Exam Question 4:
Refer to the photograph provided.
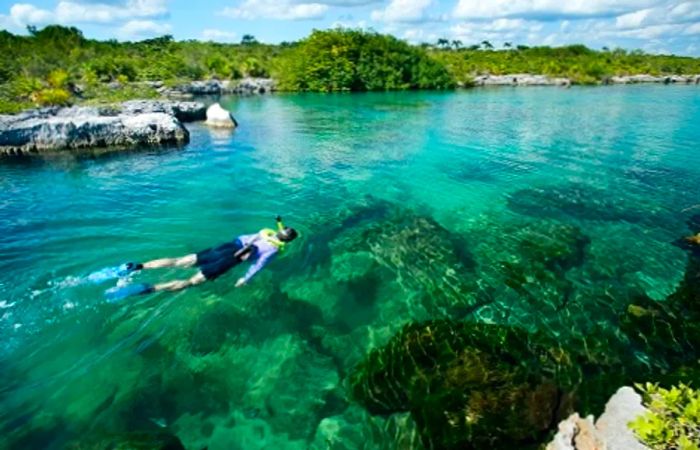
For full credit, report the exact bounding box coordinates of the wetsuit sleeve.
[242,248,277,283]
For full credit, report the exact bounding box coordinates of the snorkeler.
[100,216,298,301]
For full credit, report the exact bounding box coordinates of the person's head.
[277,227,298,243]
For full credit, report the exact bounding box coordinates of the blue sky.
[1,0,699,55]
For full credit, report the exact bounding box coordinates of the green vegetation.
[1,25,700,113]
[629,383,700,450]
[432,44,700,85]
[276,29,454,91]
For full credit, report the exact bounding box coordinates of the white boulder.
[205,103,238,128]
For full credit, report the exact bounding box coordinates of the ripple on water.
[0,87,699,449]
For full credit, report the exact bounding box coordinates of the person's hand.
[235,278,246,288]
[275,215,282,222]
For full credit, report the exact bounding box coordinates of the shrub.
[629,383,700,450]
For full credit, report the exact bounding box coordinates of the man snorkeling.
[102,216,298,301]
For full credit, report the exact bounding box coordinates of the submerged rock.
[65,430,186,450]
[205,103,238,128]
[349,320,581,449]
[506,183,652,223]
[0,100,205,155]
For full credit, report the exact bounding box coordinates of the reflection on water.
[0,86,699,449]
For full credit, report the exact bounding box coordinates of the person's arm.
[276,215,285,232]
[236,248,276,287]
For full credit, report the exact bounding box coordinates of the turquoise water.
[1,86,699,448]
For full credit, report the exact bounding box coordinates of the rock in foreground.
[546,387,649,450]
[0,100,205,155]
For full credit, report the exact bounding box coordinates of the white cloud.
[119,19,170,38]
[685,22,700,35]
[202,28,238,41]
[453,0,662,20]
[315,0,381,4]
[7,0,167,27]
[371,0,435,23]
[10,3,53,25]
[221,0,328,20]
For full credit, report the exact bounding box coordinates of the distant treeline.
[1,25,700,113]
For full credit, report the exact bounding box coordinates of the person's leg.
[152,272,207,292]
[143,254,197,269]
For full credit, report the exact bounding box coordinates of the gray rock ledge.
[473,74,572,86]
[609,74,700,84]
[0,100,205,156]
[167,77,276,97]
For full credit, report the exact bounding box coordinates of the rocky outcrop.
[609,74,700,84]
[168,77,276,97]
[205,102,238,128]
[547,387,650,450]
[349,320,583,449]
[120,99,206,122]
[471,73,700,86]
[0,100,205,155]
[473,74,571,86]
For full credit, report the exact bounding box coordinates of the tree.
[481,40,493,50]
[452,40,463,50]
[437,38,450,49]
[504,42,512,49]
[241,34,258,45]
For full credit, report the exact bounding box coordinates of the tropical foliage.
[629,383,700,450]
[432,44,700,85]
[275,29,454,91]
[1,25,699,113]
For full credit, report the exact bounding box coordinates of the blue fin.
[88,263,142,284]
[105,283,153,302]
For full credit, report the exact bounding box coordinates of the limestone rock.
[473,74,571,86]
[120,100,206,122]
[546,387,650,450]
[609,74,700,84]
[172,78,276,96]
[595,387,649,450]
[230,77,276,95]
[205,103,238,128]
[0,100,206,155]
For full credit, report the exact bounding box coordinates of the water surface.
[1,86,699,449]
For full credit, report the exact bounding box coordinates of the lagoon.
[1,85,699,449]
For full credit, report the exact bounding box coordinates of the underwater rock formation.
[349,320,582,449]
[65,430,186,450]
[348,215,700,449]
[506,184,652,223]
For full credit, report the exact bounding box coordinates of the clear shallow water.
[0,86,699,449]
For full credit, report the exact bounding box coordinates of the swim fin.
[105,283,153,302]
[88,262,142,284]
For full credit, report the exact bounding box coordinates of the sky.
[0,0,699,55]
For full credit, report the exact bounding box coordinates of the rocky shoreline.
[471,73,700,87]
[0,100,207,156]
[137,77,276,99]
